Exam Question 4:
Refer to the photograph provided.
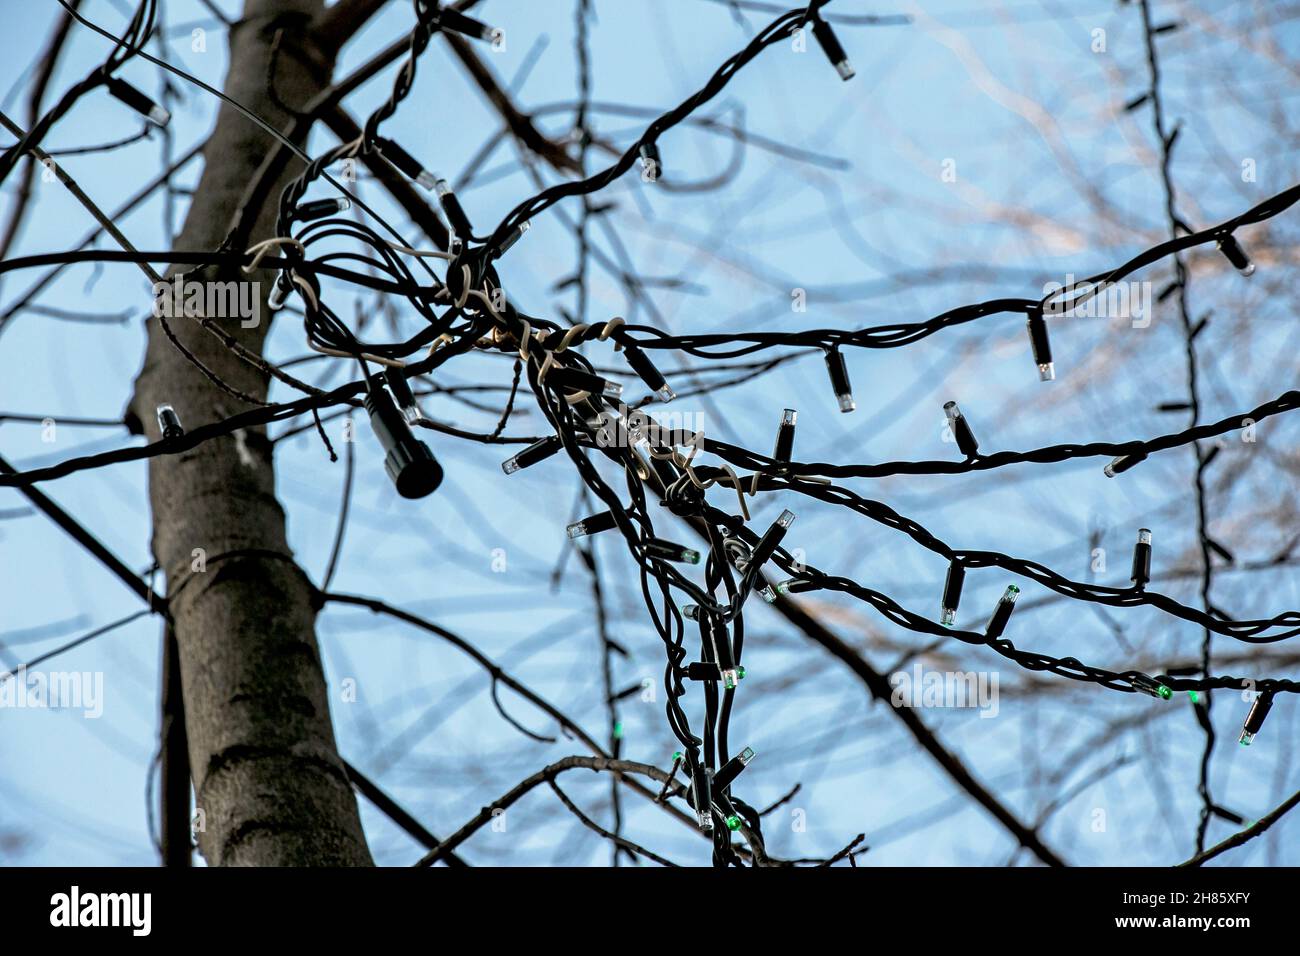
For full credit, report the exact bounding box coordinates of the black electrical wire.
[6,0,1299,868]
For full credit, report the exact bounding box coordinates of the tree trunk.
[129,0,372,866]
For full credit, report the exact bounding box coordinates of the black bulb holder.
[365,387,443,499]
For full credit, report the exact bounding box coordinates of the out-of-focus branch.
[320,103,451,249]
[160,625,191,867]
[0,142,203,337]
[766,579,1068,867]
[442,32,581,174]
[0,112,161,285]
[416,756,684,866]
[322,591,701,833]
[548,779,679,866]
[0,1,81,267]
[1177,788,1300,867]
[341,757,468,866]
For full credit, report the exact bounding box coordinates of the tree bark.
[129,0,372,866]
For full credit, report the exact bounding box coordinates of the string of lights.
[3,0,1296,865]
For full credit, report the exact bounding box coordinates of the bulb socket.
[365,388,443,499]
[1216,235,1254,277]
[773,409,797,463]
[944,401,980,458]
[624,345,674,402]
[824,347,855,413]
[1131,529,1152,588]
[155,403,184,441]
[811,17,854,80]
[985,585,1019,639]
[1027,309,1054,382]
[1240,691,1274,745]
[941,560,965,625]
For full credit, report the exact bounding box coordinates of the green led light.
[672,750,683,763]
[725,815,741,831]
[613,721,624,739]
[737,665,747,680]
[1187,690,1199,704]
[1135,679,1172,700]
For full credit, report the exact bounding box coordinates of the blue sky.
[1,0,1297,866]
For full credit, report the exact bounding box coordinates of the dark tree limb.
[160,625,192,867]
[416,756,685,866]
[0,1,82,267]
[341,758,468,867]
[1177,788,1300,867]
[548,779,679,866]
[442,31,581,174]
[323,590,702,833]
[766,582,1068,867]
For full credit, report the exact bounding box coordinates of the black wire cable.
[6,0,1299,868]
